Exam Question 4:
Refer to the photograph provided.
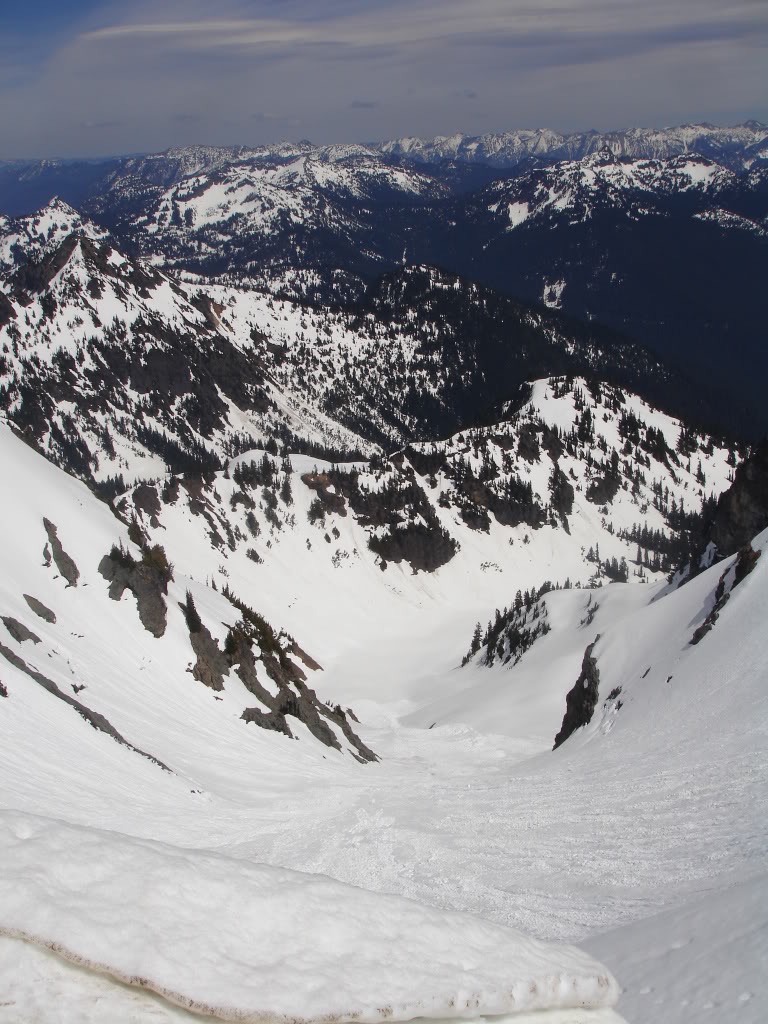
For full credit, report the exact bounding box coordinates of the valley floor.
[209,611,768,1024]
[4,571,766,1024]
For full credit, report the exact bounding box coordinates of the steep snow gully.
[0,399,766,1021]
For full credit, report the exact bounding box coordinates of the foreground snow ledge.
[0,812,622,1023]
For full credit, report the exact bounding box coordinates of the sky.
[1,0,766,159]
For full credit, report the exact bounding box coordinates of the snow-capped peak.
[0,197,108,276]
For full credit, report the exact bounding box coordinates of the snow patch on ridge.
[506,201,530,228]
[543,279,566,308]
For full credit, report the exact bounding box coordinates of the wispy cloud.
[1,0,765,158]
[76,1,766,56]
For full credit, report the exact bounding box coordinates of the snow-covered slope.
[0,364,765,1021]
[481,152,746,230]
[120,149,445,298]
[2,210,691,483]
[108,376,733,678]
[586,872,767,1024]
[0,411,643,1022]
[0,419,375,783]
[0,811,623,1023]
[1,413,765,1021]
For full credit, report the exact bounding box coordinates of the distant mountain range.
[3,121,766,216]
[0,200,679,487]
[378,121,768,169]
[1,121,767,439]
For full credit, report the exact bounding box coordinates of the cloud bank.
[1,0,765,158]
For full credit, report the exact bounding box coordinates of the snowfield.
[587,874,768,1024]
[0,390,766,1021]
[0,812,622,1023]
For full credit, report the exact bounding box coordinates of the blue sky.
[1,0,766,158]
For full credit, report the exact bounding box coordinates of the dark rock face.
[189,626,229,690]
[2,617,41,645]
[11,233,80,297]
[291,680,350,750]
[23,594,56,624]
[548,465,574,531]
[553,636,601,749]
[0,291,16,329]
[241,684,336,749]
[324,703,379,765]
[224,617,377,762]
[227,632,282,708]
[98,548,170,638]
[132,483,162,523]
[733,542,762,585]
[0,679,7,698]
[288,642,323,673]
[0,638,168,769]
[241,677,378,763]
[241,703,295,738]
[42,518,80,587]
[690,544,761,645]
[516,425,541,463]
[710,441,768,558]
[230,628,340,748]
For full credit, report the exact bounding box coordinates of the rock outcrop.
[709,441,768,558]
[180,593,229,692]
[1,617,41,645]
[23,594,56,623]
[0,639,168,769]
[553,636,601,749]
[98,544,172,638]
[690,543,761,645]
[42,518,80,587]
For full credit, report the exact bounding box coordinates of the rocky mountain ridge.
[2,201,699,489]
[111,376,736,659]
[3,120,765,219]
[378,120,768,171]
[3,128,767,437]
